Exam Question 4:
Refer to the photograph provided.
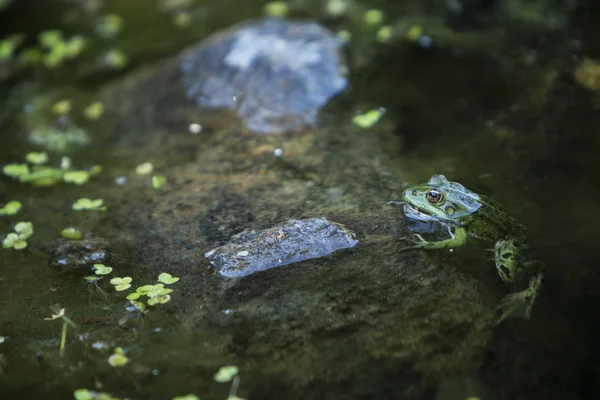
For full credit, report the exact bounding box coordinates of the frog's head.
[401,174,482,224]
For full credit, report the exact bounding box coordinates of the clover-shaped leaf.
[108,347,129,367]
[73,198,106,211]
[126,300,146,313]
[158,272,179,284]
[110,276,132,291]
[93,264,113,275]
[148,294,171,306]
[3,232,27,250]
[14,221,33,239]
[2,233,18,248]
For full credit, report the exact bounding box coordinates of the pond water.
[1,1,600,399]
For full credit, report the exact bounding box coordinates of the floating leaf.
[52,99,71,115]
[172,395,200,400]
[103,48,128,69]
[352,108,385,129]
[147,294,171,306]
[73,198,106,211]
[214,365,239,382]
[84,102,104,120]
[126,292,140,300]
[73,389,95,400]
[38,30,63,48]
[152,174,166,190]
[64,170,90,185]
[108,348,129,367]
[93,263,113,275]
[135,162,153,175]
[264,1,288,17]
[12,239,27,250]
[158,272,179,284]
[363,9,384,25]
[61,227,83,240]
[3,163,29,178]
[14,221,33,238]
[25,151,49,164]
[0,200,21,216]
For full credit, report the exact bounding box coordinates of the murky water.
[1,0,600,399]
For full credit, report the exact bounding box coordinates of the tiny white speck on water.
[273,148,283,157]
[188,123,203,134]
[115,176,127,186]
[237,250,249,257]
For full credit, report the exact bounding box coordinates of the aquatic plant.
[172,395,199,400]
[51,99,71,115]
[93,263,113,275]
[73,388,125,400]
[61,227,83,240]
[152,174,166,190]
[73,198,106,211]
[44,306,77,357]
[64,170,90,185]
[2,221,34,250]
[102,48,128,69]
[3,153,100,186]
[96,14,124,39]
[363,9,384,25]
[84,102,105,120]
[214,365,247,400]
[0,200,22,216]
[25,151,49,164]
[352,108,385,128]
[135,162,153,175]
[108,346,129,367]
[83,275,107,298]
[263,1,288,17]
[110,277,132,291]
[158,272,179,284]
[2,163,29,178]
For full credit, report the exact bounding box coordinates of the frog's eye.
[426,189,444,204]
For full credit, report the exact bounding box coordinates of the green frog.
[395,174,543,324]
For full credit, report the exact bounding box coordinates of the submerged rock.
[180,17,348,134]
[205,217,358,277]
[41,236,112,271]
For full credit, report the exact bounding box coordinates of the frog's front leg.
[493,239,543,324]
[412,226,467,249]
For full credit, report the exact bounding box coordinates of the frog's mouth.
[402,203,439,222]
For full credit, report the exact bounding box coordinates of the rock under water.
[205,217,358,277]
[180,17,348,134]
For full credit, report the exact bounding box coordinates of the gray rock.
[205,217,358,277]
[180,17,347,134]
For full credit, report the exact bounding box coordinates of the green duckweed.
[0,200,22,216]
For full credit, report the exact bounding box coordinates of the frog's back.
[466,194,527,242]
